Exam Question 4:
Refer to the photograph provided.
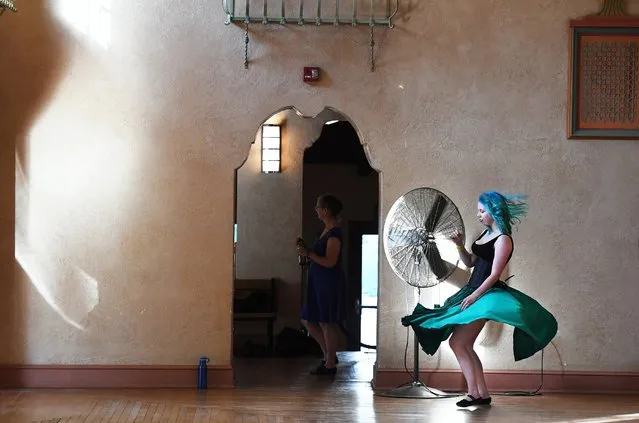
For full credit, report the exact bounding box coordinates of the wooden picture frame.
[568,19,639,139]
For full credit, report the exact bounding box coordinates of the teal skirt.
[401,282,558,361]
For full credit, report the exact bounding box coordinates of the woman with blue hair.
[401,191,557,408]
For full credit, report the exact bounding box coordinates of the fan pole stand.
[378,331,452,399]
[381,187,466,399]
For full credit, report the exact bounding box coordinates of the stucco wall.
[0,0,637,373]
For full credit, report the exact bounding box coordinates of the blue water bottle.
[197,356,209,389]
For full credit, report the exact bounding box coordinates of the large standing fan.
[379,187,465,399]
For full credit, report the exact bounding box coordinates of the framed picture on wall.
[568,19,639,139]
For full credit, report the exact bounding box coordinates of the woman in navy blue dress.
[296,194,346,375]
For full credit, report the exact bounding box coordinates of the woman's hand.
[296,244,308,257]
[451,231,464,247]
[460,294,478,311]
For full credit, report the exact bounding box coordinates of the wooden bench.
[233,278,277,354]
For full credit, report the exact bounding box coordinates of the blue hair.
[478,191,528,234]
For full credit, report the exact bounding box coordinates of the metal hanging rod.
[223,0,398,28]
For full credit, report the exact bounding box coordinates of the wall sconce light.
[261,124,281,173]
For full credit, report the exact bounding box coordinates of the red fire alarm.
[303,67,321,83]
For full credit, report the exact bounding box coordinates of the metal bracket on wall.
[223,0,398,71]
[0,0,17,17]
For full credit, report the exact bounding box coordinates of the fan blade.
[425,243,453,279]
[387,227,420,246]
[383,187,465,288]
[423,194,447,232]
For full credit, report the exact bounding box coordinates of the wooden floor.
[2,352,639,423]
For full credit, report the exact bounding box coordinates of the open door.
[345,221,379,351]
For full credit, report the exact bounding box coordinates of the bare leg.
[302,319,327,359]
[469,348,489,398]
[449,329,480,398]
[320,322,338,368]
[449,319,487,398]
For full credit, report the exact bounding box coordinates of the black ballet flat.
[310,364,337,376]
[479,396,492,405]
[456,395,492,407]
[320,356,339,366]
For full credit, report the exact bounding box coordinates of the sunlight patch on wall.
[57,0,112,49]
[15,152,98,331]
[14,73,142,332]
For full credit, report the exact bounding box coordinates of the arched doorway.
[232,107,380,387]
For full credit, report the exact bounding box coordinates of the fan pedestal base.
[377,381,453,399]
[377,323,459,399]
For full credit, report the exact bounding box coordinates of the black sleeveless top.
[467,230,513,288]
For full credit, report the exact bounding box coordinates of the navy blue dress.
[301,227,347,323]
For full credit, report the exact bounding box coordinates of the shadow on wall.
[0,0,67,365]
